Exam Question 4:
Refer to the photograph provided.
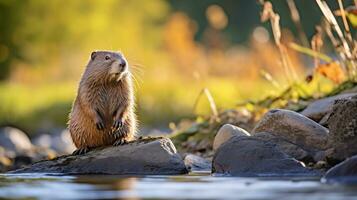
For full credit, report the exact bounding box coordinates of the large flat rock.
[9,137,188,175]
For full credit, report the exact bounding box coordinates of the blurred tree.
[0,0,26,80]
[0,0,169,81]
[169,0,355,44]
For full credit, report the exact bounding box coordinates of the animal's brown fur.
[68,51,136,152]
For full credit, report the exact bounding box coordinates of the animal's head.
[86,50,129,82]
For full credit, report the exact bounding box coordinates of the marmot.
[68,51,136,155]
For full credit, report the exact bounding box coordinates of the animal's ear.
[91,51,97,60]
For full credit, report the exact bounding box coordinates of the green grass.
[0,82,76,133]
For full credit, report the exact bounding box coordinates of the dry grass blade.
[260,1,298,83]
[289,42,332,63]
[323,19,340,50]
[316,0,356,78]
[260,70,281,88]
[322,19,348,72]
[338,0,351,33]
[311,26,324,68]
[286,0,309,47]
[316,0,352,58]
[337,0,354,46]
[193,88,219,119]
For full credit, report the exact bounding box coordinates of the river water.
[0,173,356,200]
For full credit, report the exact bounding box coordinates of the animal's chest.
[96,86,123,112]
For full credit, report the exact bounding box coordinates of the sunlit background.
[0,0,355,135]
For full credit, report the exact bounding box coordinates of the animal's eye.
[105,56,111,60]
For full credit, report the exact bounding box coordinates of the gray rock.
[0,127,33,154]
[301,93,356,122]
[326,96,357,161]
[9,137,188,175]
[0,156,11,173]
[213,124,250,151]
[32,134,52,148]
[254,132,327,163]
[254,132,312,162]
[212,136,319,176]
[313,151,327,162]
[253,109,329,150]
[0,147,11,172]
[184,154,211,172]
[33,129,76,155]
[322,155,357,184]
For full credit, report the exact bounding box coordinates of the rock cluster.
[0,127,55,172]
[212,93,357,178]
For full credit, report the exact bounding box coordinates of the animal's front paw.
[95,121,105,130]
[72,147,90,155]
[112,129,126,139]
[113,138,127,146]
[112,118,124,130]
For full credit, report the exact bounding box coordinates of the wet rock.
[33,129,76,155]
[13,155,33,169]
[9,137,188,175]
[184,154,211,172]
[0,156,12,173]
[6,147,58,172]
[0,147,12,172]
[322,155,357,184]
[31,147,57,162]
[326,96,357,161]
[254,132,312,162]
[301,93,356,122]
[213,124,250,151]
[51,129,76,154]
[253,109,329,151]
[212,136,319,176]
[0,127,33,154]
[32,134,51,148]
[255,132,327,163]
[318,112,331,127]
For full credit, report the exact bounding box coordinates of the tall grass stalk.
[286,0,309,47]
[260,1,298,84]
[316,0,356,79]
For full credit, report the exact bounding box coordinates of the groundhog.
[68,51,137,155]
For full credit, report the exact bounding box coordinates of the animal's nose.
[119,60,126,70]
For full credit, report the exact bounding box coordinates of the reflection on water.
[0,173,357,200]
